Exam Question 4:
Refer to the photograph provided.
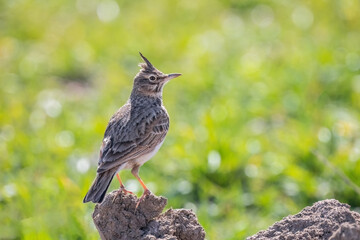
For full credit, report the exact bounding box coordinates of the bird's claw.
[122,188,135,195]
[112,187,135,203]
[135,189,151,210]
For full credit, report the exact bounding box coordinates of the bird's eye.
[149,76,156,81]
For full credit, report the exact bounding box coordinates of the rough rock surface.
[330,222,360,240]
[247,199,360,240]
[92,190,205,240]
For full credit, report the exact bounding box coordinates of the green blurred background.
[1,0,360,239]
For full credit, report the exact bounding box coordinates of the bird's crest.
[139,52,155,72]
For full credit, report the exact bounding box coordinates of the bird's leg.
[131,166,151,209]
[112,173,134,202]
[116,173,134,195]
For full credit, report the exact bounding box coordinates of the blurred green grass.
[1,0,360,239]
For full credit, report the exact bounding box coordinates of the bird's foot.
[135,189,151,210]
[120,186,134,195]
[112,187,135,203]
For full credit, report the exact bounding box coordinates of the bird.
[83,52,181,204]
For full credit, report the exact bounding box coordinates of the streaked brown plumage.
[83,53,181,204]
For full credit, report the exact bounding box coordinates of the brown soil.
[247,199,360,240]
[92,190,205,240]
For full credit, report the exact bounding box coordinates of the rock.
[92,190,206,240]
[247,199,360,240]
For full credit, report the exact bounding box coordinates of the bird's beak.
[164,73,182,81]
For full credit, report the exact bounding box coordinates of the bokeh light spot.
[246,139,261,154]
[41,99,62,118]
[248,118,266,135]
[97,0,120,23]
[222,14,244,37]
[316,181,330,197]
[334,120,357,137]
[184,202,197,213]
[242,193,254,206]
[283,181,299,196]
[56,131,75,148]
[207,150,221,172]
[76,158,90,174]
[244,164,258,178]
[318,127,331,143]
[251,4,274,28]
[29,109,46,129]
[3,184,17,198]
[177,180,193,195]
[292,6,314,29]
[208,202,219,216]
[125,179,140,193]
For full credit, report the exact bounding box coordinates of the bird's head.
[131,52,181,98]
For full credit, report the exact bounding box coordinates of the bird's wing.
[96,108,169,173]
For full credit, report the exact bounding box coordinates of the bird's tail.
[83,169,116,203]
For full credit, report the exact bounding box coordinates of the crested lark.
[83,53,181,204]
